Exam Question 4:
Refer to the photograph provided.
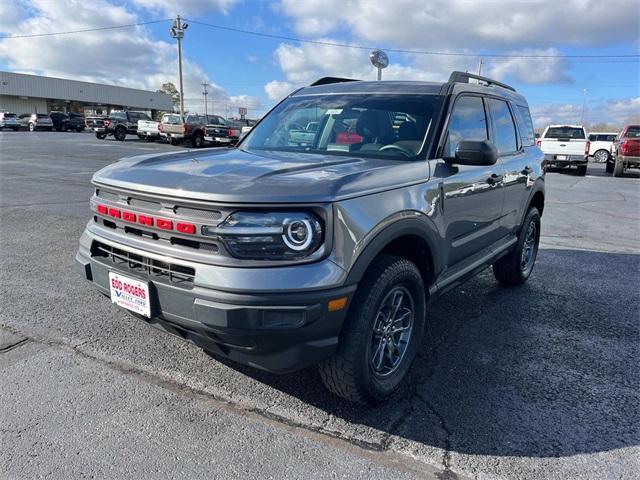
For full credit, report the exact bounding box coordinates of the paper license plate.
[109,271,151,317]
[557,155,567,160]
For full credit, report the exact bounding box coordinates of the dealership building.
[0,71,173,116]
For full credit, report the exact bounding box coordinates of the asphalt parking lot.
[1,131,638,479]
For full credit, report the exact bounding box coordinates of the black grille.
[92,241,195,285]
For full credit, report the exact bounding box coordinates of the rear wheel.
[146,136,155,142]
[95,132,107,139]
[593,149,609,163]
[576,165,587,176]
[170,138,180,146]
[493,207,541,286]
[192,132,205,148]
[114,125,127,141]
[319,255,426,404]
[29,123,35,132]
[613,158,624,177]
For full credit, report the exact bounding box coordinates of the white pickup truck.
[137,119,160,142]
[539,125,589,175]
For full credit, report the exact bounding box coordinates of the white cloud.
[131,0,239,17]
[279,0,639,49]
[264,80,295,101]
[0,0,255,116]
[530,97,640,128]
[484,49,571,84]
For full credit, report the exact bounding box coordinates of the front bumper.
[204,136,232,144]
[76,230,354,373]
[544,154,587,168]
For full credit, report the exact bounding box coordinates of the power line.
[0,19,171,39]
[185,18,640,60]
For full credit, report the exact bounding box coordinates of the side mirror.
[454,140,498,166]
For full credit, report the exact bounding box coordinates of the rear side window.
[514,105,535,147]
[444,95,488,157]
[487,98,518,154]
[624,126,640,138]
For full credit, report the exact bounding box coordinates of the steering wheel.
[378,144,414,157]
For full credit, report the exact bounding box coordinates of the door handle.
[487,173,503,185]
[521,166,533,175]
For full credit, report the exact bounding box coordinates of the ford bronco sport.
[77,72,545,404]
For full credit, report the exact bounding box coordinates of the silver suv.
[77,72,544,404]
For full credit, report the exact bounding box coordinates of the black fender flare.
[344,215,443,286]
[521,179,545,224]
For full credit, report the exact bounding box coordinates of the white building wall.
[0,95,47,114]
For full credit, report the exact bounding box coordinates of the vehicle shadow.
[218,248,640,458]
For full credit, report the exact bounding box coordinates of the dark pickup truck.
[93,111,152,141]
[50,112,85,132]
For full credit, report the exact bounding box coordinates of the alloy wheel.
[369,286,414,377]
[521,221,538,273]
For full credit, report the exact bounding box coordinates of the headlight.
[203,211,323,260]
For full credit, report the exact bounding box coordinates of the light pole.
[580,88,587,124]
[170,15,188,117]
[201,81,209,117]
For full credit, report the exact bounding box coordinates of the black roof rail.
[309,77,360,86]
[448,71,516,92]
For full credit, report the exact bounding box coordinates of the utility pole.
[478,57,483,76]
[201,81,209,117]
[580,88,587,124]
[170,15,188,117]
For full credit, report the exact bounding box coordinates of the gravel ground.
[1,131,638,480]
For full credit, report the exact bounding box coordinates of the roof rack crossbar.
[309,77,360,87]
[448,71,516,92]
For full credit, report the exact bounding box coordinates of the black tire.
[76,127,84,132]
[613,158,624,177]
[605,160,614,174]
[146,136,155,142]
[170,138,180,146]
[319,255,426,404]
[192,133,205,148]
[95,132,107,140]
[29,123,35,132]
[114,126,127,141]
[493,207,541,286]
[12,127,19,131]
[576,165,587,176]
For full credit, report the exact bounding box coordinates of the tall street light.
[170,15,188,117]
[201,81,209,117]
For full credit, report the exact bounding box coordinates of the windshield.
[241,94,443,160]
[544,127,585,139]
[162,114,182,124]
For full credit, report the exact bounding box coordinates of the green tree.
[157,82,180,110]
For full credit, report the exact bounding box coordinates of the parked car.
[77,72,544,404]
[159,113,208,147]
[49,111,85,132]
[539,124,589,175]
[93,111,151,141]
[137,118,161,142]
[19,113,53,131]
[609,125,640,177]
[587,132,616,163]
[203,115,234,146]
[0,112,20,131]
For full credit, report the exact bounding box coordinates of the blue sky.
[0,0,638,126]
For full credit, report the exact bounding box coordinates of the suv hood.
[92,148,430,203]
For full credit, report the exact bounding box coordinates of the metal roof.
[0,71,173,110]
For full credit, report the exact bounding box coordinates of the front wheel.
[593,149,609,163]
[576,165,587,176]
[29,123,35,132]
[319,255,426,404]
[493,207,541,286]
[95,132,107,139]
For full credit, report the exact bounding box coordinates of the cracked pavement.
[1,131,639,479]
